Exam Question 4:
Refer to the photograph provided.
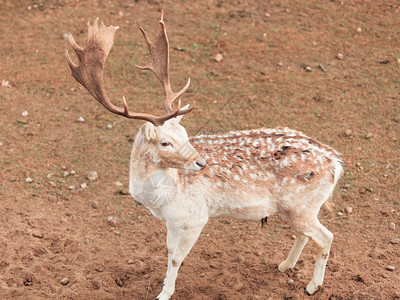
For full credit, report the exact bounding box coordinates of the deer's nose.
[196,159,207,170]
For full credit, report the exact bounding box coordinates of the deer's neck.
[129,142,179,211]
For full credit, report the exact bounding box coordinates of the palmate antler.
[65,12,193,126]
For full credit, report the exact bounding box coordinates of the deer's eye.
[161,141,172,147]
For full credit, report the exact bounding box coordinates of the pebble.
[68,185,75,190]
[356,27,362,33]
[47,173,54,179]
[21,111,29,117]
[32,231,44,239]
[345,207,353,214]
[107,216,118,227]
[128,260,135,264]
[81,183,87,189]
[60,277,70,285]
[87,171,98,181]
[76,117,85,123]
[382,273,388,278]
[106,124,113,130]
[337,53,344,60]
[63,171,70,178]
[389,222,395,230]
[61,166,67,170]
[305,66,312,72]
[337,211,343,216]
[70,170,76,175]
[0,141,2,146]
[49,181,57,187]
[390,238,400,244]
[114,181,123,187]
[214,53,223,62]
[366,132,374,139]
[291,235,296,240]
[91,201,98,209]
[345,129,352,137]
[265,12,271,18]
[25,177,33,183]
[237,255,244,262]
[287,279,294,285]
[386,266,395,271]
[62,33,70,40]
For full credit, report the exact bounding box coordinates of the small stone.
[60,277,70,286]
[32,231,44,239]
[237,255,244,262]
[277,62,283,67]
[305,66,312,72]
[345,129,352,137]
[61,166,67,170]
[70,170,76,175]
[128,260,135,264]
[356,27,362,33]
[337,53,344,60]
[390,238,400,244]
[87,171,98,181]
[114,181,123,187]
[342,183,351,189]
[107,216,118,227]
[265,12,271,18]
[76,117,85,123]
[63,171,70,178]
[91,201,98,209]
[21,111,29,117]
[106,124,113,130]
[49,181,57,187]
[68,185,75,190]
[81,183,87,189]
[287,279,294,285]
[386,266,395,271]
[382,273,388,278]
[214,53,223,62]
[0,141,2,146]
[47,173,54,179]
[1,80,11,88]
[25,177,33,183]
[337,211,343,216]
[359,187,366,194]
[62,33,70,40]
[389,222,395,230]
[366,132,374,139]
[291,235,296,240]
[345,207,353,214]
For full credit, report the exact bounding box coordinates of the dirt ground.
[0,0,399,299]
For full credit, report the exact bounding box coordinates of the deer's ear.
[176,104,190,123]
[143,122,157,141]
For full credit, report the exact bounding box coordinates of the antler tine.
[66,17,185,126]
[136,10,194,115]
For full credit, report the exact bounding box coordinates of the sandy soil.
[0,0,399,299]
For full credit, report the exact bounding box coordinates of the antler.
[136,10,194,114]
[65,15,193,126]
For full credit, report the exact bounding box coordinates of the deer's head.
[138,116,205,171]
[66,12,205,171]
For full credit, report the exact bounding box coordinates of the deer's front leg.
[157,225,204,300]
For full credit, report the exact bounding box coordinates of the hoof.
[304,285,321,296]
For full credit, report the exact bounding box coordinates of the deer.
[65,12,343,300]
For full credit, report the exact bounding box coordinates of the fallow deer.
[66,12,343,300]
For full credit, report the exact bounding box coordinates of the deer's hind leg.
[278,207,333,295]
[278,234,308,272]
